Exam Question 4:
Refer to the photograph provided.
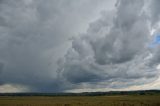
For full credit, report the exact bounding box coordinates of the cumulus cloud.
[0,0,160,92]
[0,0,116,92]
[57,0,160,91]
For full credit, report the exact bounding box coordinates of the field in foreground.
[0,95,160,106]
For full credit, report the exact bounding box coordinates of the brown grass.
[0,95,160,106]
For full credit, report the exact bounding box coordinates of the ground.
[0,95,160,106]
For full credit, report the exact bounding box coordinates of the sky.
[0,0,160,93]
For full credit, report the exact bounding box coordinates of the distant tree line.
[0,90,160,96]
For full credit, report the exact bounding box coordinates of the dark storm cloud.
[1,0,160,92]
[0,0,115,92]
[0,62,3,72]
[57,0,160,91]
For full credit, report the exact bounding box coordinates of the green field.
[0,95,160,106]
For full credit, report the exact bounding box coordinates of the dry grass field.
[0,95,160,106]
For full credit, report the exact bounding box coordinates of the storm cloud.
[0,0,160,92]
[57,0,160,91]
[0,0,116,92]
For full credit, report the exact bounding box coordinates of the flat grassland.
[0,95,160,106]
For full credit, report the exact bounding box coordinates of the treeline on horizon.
[0,90,160,96]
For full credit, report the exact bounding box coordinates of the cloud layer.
[0,0,160,92]
[0,0,116,92]
[57,0,160,91]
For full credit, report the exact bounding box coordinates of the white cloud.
[0,84,29,93]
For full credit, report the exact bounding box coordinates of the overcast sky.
[0,0,160,93]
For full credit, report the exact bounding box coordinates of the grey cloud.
[149,46,160,66]
[0,62,4,72]
[0,0,113,92]
[0,0,160,92]
[92,0,148,65]
[148,0,160,67]
[150,0,160,26]
[62,64,100,83]
[58,0,160,90]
